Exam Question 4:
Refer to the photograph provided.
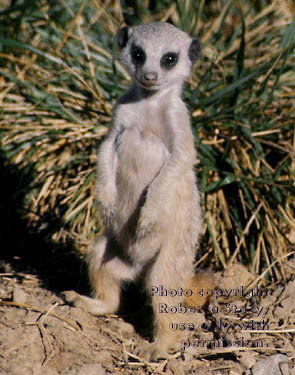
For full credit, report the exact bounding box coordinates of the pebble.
[13,286,27,305]
[77,364,105,375]
[250,354,289,375]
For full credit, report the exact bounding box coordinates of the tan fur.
[64,22,204,361]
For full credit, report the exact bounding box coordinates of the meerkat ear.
[188,38,202,63]
[117,26,129,49]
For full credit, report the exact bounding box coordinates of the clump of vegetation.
[0,0,294,282]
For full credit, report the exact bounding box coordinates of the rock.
[116,319,134,337]
[166,358,185,375]
[77,364,105,375]
[13,286,27,305]
[251,354,289,375]
[32,364,58,375]
[9,365,33,375]
[65,364,105,375]
[283,280,295,299]
[63,367,78,375]
[95,350,113,367]
[214,263,255,295]
[237,351,256,369]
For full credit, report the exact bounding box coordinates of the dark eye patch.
[131,45,146,67]
[160,52,179,69]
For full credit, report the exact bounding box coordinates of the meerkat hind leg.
[63,235,137,316]
[140,258,190,361]
[62,263,121,316]
[62,290,119,315]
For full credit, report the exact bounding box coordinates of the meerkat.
[64,22,211,361]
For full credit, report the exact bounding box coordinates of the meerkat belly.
[115,126,169,220]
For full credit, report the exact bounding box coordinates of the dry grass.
[0,0,294,283]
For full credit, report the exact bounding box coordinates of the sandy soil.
[1,260,295,375]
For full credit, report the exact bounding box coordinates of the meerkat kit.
[64,22,207,361]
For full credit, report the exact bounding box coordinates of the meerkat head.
[117,22,201,91]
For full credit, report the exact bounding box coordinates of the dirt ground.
[1,259,295,375]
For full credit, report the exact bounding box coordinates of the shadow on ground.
[0,150,152,338]
[0,151,88,294]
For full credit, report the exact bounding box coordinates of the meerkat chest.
[115,101,169,156]
[114,101,170,187]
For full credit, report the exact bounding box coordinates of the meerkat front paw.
[136,221,154,241]
[99,204,114,228]
[136,207,157,240]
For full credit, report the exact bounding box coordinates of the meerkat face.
[117,22,201,91]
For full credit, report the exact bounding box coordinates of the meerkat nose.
[143,72,158,82]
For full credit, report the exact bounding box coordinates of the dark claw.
[136,225,152,241]
[100,206,114,228]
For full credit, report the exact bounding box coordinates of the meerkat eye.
[161,52,179,69]
[131,46,146,66]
